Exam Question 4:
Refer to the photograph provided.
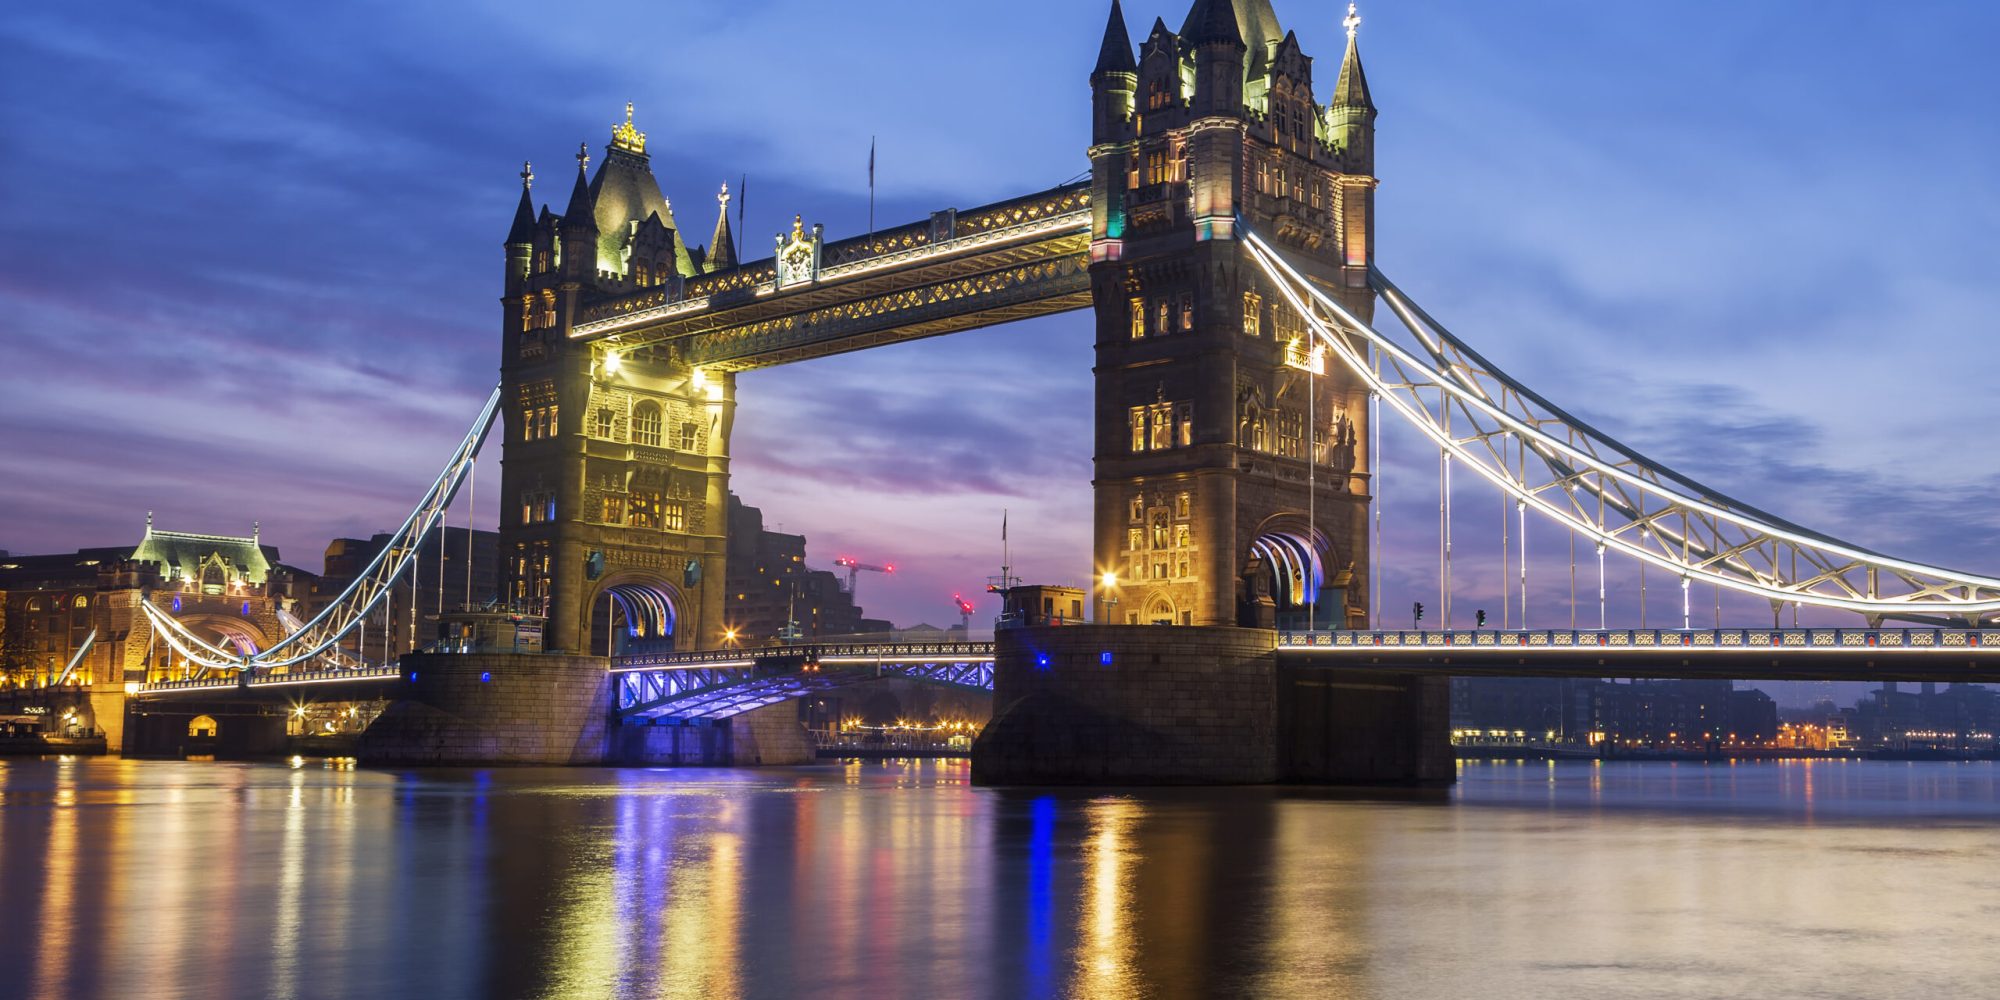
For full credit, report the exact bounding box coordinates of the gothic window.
[1176,402,1193,447]
[534,249,550,274]
[601,495,624,525]
[1278,409,1305,459]
[1151,512,1170,550]
[1154,561,1169,582]
[539,291,557,329]
[1175,492,1191,518]
[678,421,700,452]
[1127,528,1143,551]
[634,262,651,287]
[1130,407,1147,453]
[546,404,559,437]
[1145,149,1168,186]
[1130,498,1144,523]
[1179,294,1194,332]
[1146,77,1173,111]
[663,502,687,533]
[1243,292,1262,336]
[632,402,662,448]
[520,494,532,525]
[591,407,615,440]
[1174,524,1190,549]
[628,492,662,530]
[1155,300,1171,336]
[519,298,533,332]
[73,595,88,609]
[26,597,41,612]
[1177,560,1189,578]
[1129,297,1145,339]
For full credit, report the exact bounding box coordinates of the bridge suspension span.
[140,387,502,675]
[1240,223,2000,627]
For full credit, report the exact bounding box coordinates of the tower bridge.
[117,0,2000,782]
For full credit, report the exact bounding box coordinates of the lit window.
[1176,402,1193,447]
[539,291,557,329]
[1243,292,1261,336]
[1156,300,1171,336]
[1129,498,1144,523]
[1179,294,1194,331]
[1175,525,1190,548]
[1128,529,1143,551]
[1149,402,1173,451]
[1129,407,1147,453]
[591,407,615,439]
[678,421,700,452]
[519,298,533,332]
[663,503,687,532]
[632,402,663,448]
[601,495,624,525]
[1129,297,1145,340]
[634,262,651,287]
[1175,492,1191,518]
[628,493,662,530]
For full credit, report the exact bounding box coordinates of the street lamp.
[1100,571,1119,621]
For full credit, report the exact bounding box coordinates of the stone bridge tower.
[498,109,737,654]
[1088,0,1377,629]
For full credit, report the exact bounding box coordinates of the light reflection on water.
[3,757,1998,999]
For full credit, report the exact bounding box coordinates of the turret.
[1328,3,1376,172]
[705,182,738,273]
[1091,0,1137,144]
[560,142,598,283]
[1183,0,1245,116]
[505,161,536,294]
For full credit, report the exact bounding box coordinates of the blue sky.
[3,1,1997,696]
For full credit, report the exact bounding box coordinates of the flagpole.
[868,136,876,239]
[737,173,746,261]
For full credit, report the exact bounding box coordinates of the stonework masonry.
[973,624,1452,786]
[357,652,812,766]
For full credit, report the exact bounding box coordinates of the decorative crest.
[718,181,731,209]
[790,214,805,241]
[520,160,534,189]
[611,101,647,154]
[576,141,591,171]
[1343,2,1361,40]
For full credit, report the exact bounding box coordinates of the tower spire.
[563,141,596,227]
[1093,0,1136,77]
[705,182,738,273]
[1332,3,1374,112]
[507,161,536,243]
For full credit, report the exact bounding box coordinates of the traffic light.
[1476,609,1488,628]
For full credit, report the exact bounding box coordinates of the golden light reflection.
[1077,797,1142,999]
[29,781,77,999]
[661,828,742,1000]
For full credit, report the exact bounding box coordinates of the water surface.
[3,756,1996,999]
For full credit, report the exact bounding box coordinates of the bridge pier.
[971,625,1450,787]
[357,652,814,767]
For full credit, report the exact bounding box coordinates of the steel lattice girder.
[1240,225,2000,624]
[617,660,993,721]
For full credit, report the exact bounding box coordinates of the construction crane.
[833,556,894,605]
[952,594,976,633]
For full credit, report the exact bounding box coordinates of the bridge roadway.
[612,642,995,721]
[1279,627,2000,682]
[135,666,406,702]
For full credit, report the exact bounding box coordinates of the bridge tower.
[1088,0,1377,629]
[498,109,736,654]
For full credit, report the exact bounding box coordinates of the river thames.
[3,757,1996,999]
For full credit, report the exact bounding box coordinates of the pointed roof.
[1332,22,1374,110]
[563,142,598,233]
[588,105,698,277]
[506,161,536,244]
[1093,0,1136,76]
[705,183,737,273]
[1182,0,1244,47]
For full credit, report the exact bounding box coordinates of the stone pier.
[971,625,1451,786]
[357,652,812,767]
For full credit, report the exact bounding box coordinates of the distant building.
[724,494,889,644]
[1451,677,1778,748]
[0,516,316,694]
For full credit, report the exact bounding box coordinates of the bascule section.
[1085,0,1377,631]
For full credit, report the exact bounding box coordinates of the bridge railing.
[1277,629,2000,652]
[138,665,405,694]
[611,641,995,673]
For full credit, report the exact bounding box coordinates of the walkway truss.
[1240,223,2000,626]
[140,388,502,676]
